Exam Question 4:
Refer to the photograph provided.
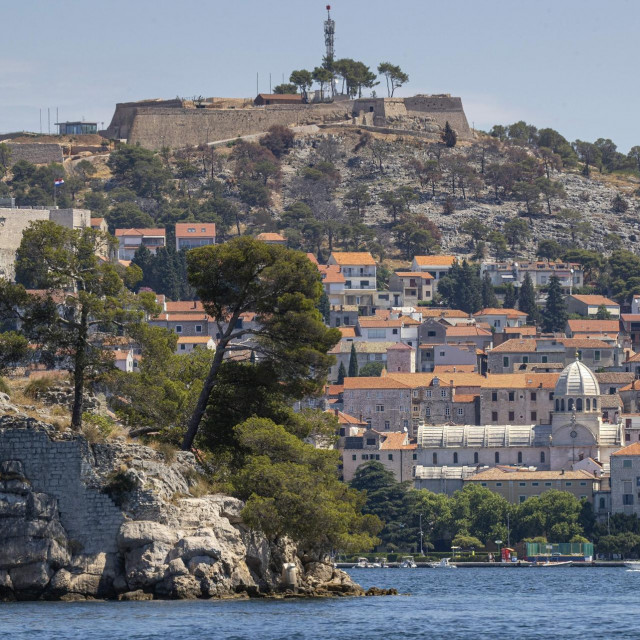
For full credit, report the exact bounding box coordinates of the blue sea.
[1,567,638,639]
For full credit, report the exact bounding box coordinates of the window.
[532,482,539,487]
[636,477,640,487]
[175,325,183,334]
[195,325,202,333]
[392,328,398,335]
[580,482,587,486]
[595,350,601,362]
[495,452,500,463]
[496,482,502,487]
[522,356,529,364]
[531,392,537,402]
[623,494,634,505]
[508,411,515,421]
[519,482,526,487]
[531,411,537,422]
[384,421,390,430]
[576,398,583,411]
[375,405,385,412]
[541,355,548,363]
[457,408,464,416]
[626,433,631,442]
[427,330,436,337]
[412,390,419,398]
[439,351,445,357]
[565,482,572,487]
[474,452,479,464]
[599,497,606,509]
[517,451,523,464]
[481,483,487,487]
[492,411,498,422]
[362,454,369,460]
[413,453,417,460]
[492,392,498,402]
[425,407,431,416]
[519,496,526,503]
[441,389,447,398]
[352,454,357,461]
[508,391,515,402]
[445,406,451,417]
[388,454,393,461]
[540,452,546,463]
[426,390,432,398]
[503,356,510,368]
[624,459,633,468]
[433,453,438,465]
[368,329,386,339]
[413,406,419,413]
[624,481,632,494]
[545,482,552,487]
[366,438,376,445]
[453,452,458,464]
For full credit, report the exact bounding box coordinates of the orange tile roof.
[326,385,344,396]
[152,313,213,322]
[90,217,105,226]
[395,271,435,279]
[481,373,559,389]
[165,301,205,313]
[176,336,213,343]
[112,349,132,360]
[327,409,366,425]
[560,338,611,348]
[319,264,346,284]
[468,468,597,480]
[338,327,356,338]
[474,308,526,317]
[387,342,413,350]
[620,380,640,392]
[114,228,166,237]
[451,393,478,403]
[375,309,392,319]
[567,319,620,332]
[491,339,538,353]
[570,294,619,306]
[378,432,415,450]
[175,222,216,237]
[445,326,492,337]
[386,372,486,387]
[256,232,286,242]
[433,365,476,373]
[504,326,537,335]
[330,251,376,266]
[359,317,405,328]
[306,253,319,265]
[612,442,640,456]
[343,377,411,390]
[420,308,469,318]
[413,255,457,267]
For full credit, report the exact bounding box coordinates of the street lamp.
[495,539,503,563]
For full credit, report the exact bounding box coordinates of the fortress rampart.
[105,94,472,150]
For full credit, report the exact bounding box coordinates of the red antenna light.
[326,5,331,10]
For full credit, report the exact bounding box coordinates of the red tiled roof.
[570,294,619,306]
[114,228,166,237]
[330,251,376,266]
[175,222,216,237]
[612,443,640,456]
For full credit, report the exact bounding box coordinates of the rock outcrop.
[0,416,363,601]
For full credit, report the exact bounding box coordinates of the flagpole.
[54,183,57,208]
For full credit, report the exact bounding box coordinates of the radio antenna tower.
[324,5,337,98]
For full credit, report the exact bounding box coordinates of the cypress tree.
[542,274,568,332]
[348,343,359,377]
[481,271,499,308]
[318,290,331,324]
[518,273,540,325]
[337,361,346,385]
[458,260,482,313]
[443,121,457,148]
[504,282,518,309]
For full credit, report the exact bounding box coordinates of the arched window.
[586,398,591,411]
[593,399,597,410]
[540,451,545,463]
[453,452,458,464]
[517,451,523,464]
[433,452,438,465]
[495,452,500,464]
[568,398,574,411]
[555,399,559,412]
[474,452,479,464]
[576,398,583,411]
[599,497,605,509]
[561,399,565,412]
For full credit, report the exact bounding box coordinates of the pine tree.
[318,290,331,324]
[458,260,483,313]
[481,271,499,308]
[443,121,457,148]
[518,273,540,325]
[541,274,567,333]
[504,283,518,309]
[348,343,359,377]
[337,361,346,385]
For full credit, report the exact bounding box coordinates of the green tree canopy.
[542,274,568,332]
[377,62,409,97]
[518,272,540,325]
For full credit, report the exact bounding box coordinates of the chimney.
[193,301,196,309]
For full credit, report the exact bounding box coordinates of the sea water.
[0,567,638,639]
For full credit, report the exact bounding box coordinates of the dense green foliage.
[437,260,482,313]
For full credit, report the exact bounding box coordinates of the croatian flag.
[54,178,64,186]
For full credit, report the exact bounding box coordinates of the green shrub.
[102,470,136,507]
[24,376,57,399]
[0,377,10,395]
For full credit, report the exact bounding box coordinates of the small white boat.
[539,561,573,567]
[431,558,456,569]
[355,557,368,568]
[624,561,640,570]
[400,556,417,568]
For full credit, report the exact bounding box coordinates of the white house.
[115,228,166,260]
[411,255,456,280]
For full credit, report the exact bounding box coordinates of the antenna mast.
[324,5,337,98]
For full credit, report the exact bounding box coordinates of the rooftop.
[330,251,376,266]
[175,222,216,237]
[413,255,457,267]
[114,228,166,237]
[612,443,640,456]
[467,467,597,481]
[570,294,619,306]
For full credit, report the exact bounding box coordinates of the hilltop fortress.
[104,94,472,150]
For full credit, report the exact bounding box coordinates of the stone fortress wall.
[105,94,472,150]
[0,208,91,280]
[5,143,63,166]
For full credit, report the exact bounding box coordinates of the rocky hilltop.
[0,402,368,601]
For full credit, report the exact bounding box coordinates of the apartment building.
[481,260,583,291]
[327,251,377,314]
[115,228,166,260]
[410,255,456,280]
[175,222,216,250]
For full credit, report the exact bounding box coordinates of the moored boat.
[431,558,456,569]
[624,561,640,570]
[400,556,417,568]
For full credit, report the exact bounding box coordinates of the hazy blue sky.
[2,0,638,150]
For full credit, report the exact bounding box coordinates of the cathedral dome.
[555,359,600,397]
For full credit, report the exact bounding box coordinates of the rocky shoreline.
[0,414,394,602]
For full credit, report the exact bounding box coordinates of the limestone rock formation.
[0,416,362,601]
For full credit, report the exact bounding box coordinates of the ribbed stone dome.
[555,359,600,397]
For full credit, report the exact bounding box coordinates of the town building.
[473,308,527,333]
[464,467,600,504]
[341,429,416,482]
[175,223,216,250]
[319,265,346,307]
[388,271,434,307]
[176,336,216,354]
[329,304,358,328]
[115,228,166,260]
[327,252,377,314]
[253,93,304,106]
[410,255,456,280]
[620,314,640,351]
[255,232,287,245]
[328,341,396,381]
[610,443,640,516]
[566,294,620,318]
[56,121,98,135]
[481,260,583,291]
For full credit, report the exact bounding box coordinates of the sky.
[1,0,638,151]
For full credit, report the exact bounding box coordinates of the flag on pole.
[54,178,64,186]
